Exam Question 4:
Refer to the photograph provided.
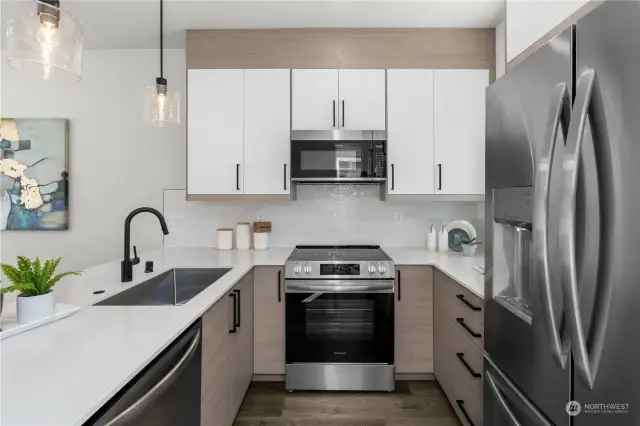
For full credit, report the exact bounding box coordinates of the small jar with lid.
[253,221,272,251]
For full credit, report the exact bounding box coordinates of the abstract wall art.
[0,119,69,231]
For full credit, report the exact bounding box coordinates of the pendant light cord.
[160,0,164,79]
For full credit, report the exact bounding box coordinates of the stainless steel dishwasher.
[85,320,202,426]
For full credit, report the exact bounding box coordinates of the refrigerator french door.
[569,3,640,424]
[485,27,574,426]
[486,2,640,425]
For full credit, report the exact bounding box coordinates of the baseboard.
[396,373,435,381]
[253,374,285,382]
[252,373,435,382]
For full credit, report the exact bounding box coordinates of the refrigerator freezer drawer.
[484,357,553,426]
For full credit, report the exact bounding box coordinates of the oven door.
[285,280,394,365]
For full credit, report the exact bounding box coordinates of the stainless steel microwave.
[290,130,387,184]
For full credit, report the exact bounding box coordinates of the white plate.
[0,302,80,340]
[447,220,478,251]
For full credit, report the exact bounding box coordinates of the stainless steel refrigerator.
[484,2,640,425]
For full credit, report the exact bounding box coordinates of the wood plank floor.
[234,381,461,426]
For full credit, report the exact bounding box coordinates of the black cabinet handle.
[236,164,240,191]
[456,400,475,426]
[233,289,241,328]
[457,317,482,338]
[342,100,345,128]
[391,164,395,191]
[277,270,282,303]
[229,293,237,334]
[284,164,288,191]
[397,269,401,301]
[438,164,442,191]
[456,294,482,312]
[456,352,482,378]
[333,100,336,128]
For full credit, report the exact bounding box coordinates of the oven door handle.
[285,281,394,293]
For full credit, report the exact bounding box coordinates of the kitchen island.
[1,247,484,426]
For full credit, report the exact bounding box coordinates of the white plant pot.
[17,291,55,324]
[461,244,477,257]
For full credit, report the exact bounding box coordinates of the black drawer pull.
[396,269,401,301]
[277,270,282,303]
[233,289,241,328]
[456,352,481,378]
[457,317,482,338]
[456,400,475,426]
[456,294,482,312]
[229,293,237,334]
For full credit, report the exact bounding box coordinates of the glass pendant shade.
[5,0,84,81]
[147,78,181,127]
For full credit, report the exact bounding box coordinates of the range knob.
[378,263,387,274]
[368,263,378,274]
[304,263,313,274]
[293,263,302,274]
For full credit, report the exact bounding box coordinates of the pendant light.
[5,0,84,81]
[148,0,180,126]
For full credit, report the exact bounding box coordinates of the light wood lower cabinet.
[201,271,254,426]
[253,266,285,375]
[434,269,485,426]
[395,266,434,374]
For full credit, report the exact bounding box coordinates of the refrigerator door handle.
[486,371,524,426]
[533,82,570,370]
[561,69,606,390]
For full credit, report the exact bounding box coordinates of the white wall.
[164,188,484,249]
[1,49,186,272]
[496,20,506,79]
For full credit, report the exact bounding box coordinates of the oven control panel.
[320,264,361,276]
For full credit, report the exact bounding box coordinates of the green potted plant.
[459,237,482,257]
[0,256,81,324]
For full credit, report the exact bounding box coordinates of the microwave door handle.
[533,82,570,370]
[561,69,607,390]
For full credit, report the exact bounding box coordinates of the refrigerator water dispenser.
[492,186,534,324]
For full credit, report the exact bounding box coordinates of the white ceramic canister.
[254,233,269,250]
[217,228,233,251]
[236,222,251,250]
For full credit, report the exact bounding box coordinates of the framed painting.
[0,119,69,231]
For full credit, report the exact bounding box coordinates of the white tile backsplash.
[163,187,484,248]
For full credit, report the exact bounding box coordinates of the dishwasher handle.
[104,328,201,426]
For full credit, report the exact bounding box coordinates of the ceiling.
[17,0,505,49]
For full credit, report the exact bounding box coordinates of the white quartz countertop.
[1,246,484,426]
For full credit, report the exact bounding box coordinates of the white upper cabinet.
[292,69,386,130]
[243,69,291,195]
[292,69,339,130]
[506,0,589,62]
[338,69,386,131]
[188,69,244,195]
[434,69,488,195]
[387,69,434,195]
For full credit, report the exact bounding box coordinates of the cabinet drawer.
[438,365,483,426]
[448,297,484,350]
[435,269,484,323]
[437,312,484,398]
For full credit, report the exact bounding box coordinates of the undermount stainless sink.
[95,268,232,306]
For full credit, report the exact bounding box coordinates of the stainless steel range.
[284,245,395,392]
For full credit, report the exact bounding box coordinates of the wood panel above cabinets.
[187,69,291,200]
